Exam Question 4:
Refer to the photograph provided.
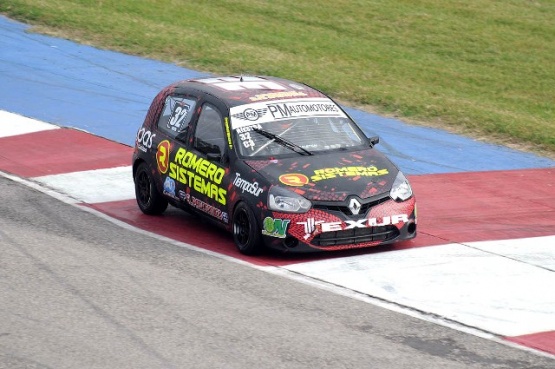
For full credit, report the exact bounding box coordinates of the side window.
[194,104,226,158]
[157,95,196,138]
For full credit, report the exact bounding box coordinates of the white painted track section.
[32,166,135,203]
[0,110,59,137]
[285,237,555,337]
[472,237,555,271]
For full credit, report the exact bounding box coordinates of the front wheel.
[134,162,168,215]
[232,202,262,255]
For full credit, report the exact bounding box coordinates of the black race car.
[133,76,416,254]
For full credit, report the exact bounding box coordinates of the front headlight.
[268,186,312,213]
[390,171,413,201]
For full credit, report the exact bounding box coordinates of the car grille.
[312,194,390,216]
[312,225,399,247]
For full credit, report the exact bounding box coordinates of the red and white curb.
[1,111,554,357]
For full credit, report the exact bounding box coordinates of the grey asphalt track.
[1,176,554,368]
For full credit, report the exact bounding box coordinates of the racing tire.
[232,202,262,255]
[134,162,168,215]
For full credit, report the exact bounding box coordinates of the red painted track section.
[506,331,555,355]
[83,200,278,267]
[2,130,554,260]
[0,129,132,177]
[84,169,555,266]
[409,170,555,243]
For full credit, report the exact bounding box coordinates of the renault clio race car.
[132,76,416,254]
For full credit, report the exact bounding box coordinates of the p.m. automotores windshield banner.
[230,98,347,130]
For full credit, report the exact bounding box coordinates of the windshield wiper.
[252,127,313,156]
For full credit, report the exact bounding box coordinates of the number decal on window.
[239,132,255,150]
[167,104,191,132]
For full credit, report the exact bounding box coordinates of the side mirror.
[204,143,223,162]
[175,126,189,142]
[368,136,380,147]
[206,151,222,162]
[197,138,223,161]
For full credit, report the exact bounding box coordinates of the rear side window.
[157,96,197,138]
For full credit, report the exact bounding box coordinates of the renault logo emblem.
[348,198,362,215]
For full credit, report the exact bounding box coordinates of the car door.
[179,100,231,225]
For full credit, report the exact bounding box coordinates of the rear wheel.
[134,162,168,215]
[232,202,262,255]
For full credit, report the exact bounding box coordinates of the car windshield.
[232,100,366,158]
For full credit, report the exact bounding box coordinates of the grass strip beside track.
[1,0,554,156]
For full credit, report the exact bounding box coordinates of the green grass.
[2,0,554,156]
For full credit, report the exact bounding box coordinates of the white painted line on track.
[32,166,135,204]
[0,110,59,137]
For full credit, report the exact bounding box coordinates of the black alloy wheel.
[232,202,262,255]
[134,162,168,215]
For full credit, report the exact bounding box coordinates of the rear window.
[157,95,197,138]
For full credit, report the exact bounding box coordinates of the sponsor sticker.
[311,166,389,182]
[136,127,156,152]
[224,117,233,149]
[181,192,229,223]
[249,91,307,101]
[156,140,171,174]
[233,173,264,196]
[279,173,309,187]
[168,147,227,205]
[262,217,290,238]
[163,177,177,198]
[297,214,409,239]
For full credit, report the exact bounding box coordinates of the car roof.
[173,75,329,107]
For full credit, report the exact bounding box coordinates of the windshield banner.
[230,98,347,130]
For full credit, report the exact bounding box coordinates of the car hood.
[244,149,399,202]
